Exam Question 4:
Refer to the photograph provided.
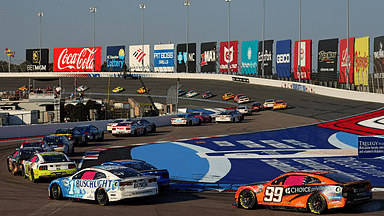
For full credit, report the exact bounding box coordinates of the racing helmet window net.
[284,175,305,185]
[81,171,97,180]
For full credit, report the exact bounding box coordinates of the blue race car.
[73,125,104,142]
[101,159,170,191]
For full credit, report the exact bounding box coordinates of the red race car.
[234,170,372,214]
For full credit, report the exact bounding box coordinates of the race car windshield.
[117,122,132,126]
[56,129,71,134]
[44,136,67,143]
[23,142,42,147]
[20,148,44,156]
[124,162,157,171]
[42,154,69,162]
[323,172,361,183]
[108,168,142,178]
[75,126,88,131]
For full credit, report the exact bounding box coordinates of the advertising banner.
[200,42,217,73]
[317,38,338,81]
[177,43,196,72]
[373,36,384,79]
[129,45,150,72]
[358,136,384,159]
[276,40,291,78]
[241,40,258,75]
[26,48,49,71]
[354,36,369,86]
[53,47,101,72]
[339,37,355,83]
[154,44,174,72]
[294,39,312,80]
[258,40,273,76]
[220,41,238,73]
[106,45,125,72]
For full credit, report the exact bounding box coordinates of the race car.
[201,91,213,99]
[112,86,125,93]
[273,100,288,110]
[215,110,242,123]
[111,121,147,136]
[107,119,127,132]
[76,85,89,92]
[186,90,198,98]
[137,87,149,94]
[55,128,88,146]
[101,159,170,191]
[234,94,245,103]
[222,92,235,101]
[171,113,201,126]
[250,102,264,112]
[263,99,275,109]
[73,124,104,142]
[236,105,252,115]
[192,112,212,123]
[136,119,157,133]
[7,147,46,176]
[24,152,77,183]
[43,135,74,156]
[48,165,158,205]
[237,96,250,104]
[19,140,47,149]
[178,89,186,96]
[234,170,373,214]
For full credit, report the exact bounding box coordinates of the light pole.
[262,0,265,77]
[346,0,350,90]
[90,7,97,72]
[298,0,301,83]
[37,11,43,70]
[139,3,146,73]
[183,0,190,73]
[225,0,231,74]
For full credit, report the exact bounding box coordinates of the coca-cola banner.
[201,42,217,73]
[373,36,384,78]
[53,47,101,72]
[354,36,370,86]
[26,48,49,71]
[339,37,354,83]
[220,40,238,73]
[177,43,196,73]
[258,40,273,76]
[129,45,150,72]
[276,39,291,78]
[294,39,312,80]
[317,38,338,81]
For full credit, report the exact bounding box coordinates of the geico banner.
[26,48,49,71]
[177,43,196,73]
[276,39,291,78]
[258,40,273,76]
[339,37,354,83]
[317,38,338,81]
[220,40,238,73]
[354,36,369,86]
[53,47,101,72]
[201,42,217,72]
[154,44,174,72]
[241,40,258,75]
[129,45,150,72]
[373,36,384,76]
[294,39,312,80]
[106,45,125,72]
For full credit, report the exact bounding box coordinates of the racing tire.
[21,167,27,179]
[7,160,12,172]
[30,169,37,183]
[143,129,147,136]
[198,119,201,125]
[133,130,138,136]
[239,189,257,209]
[152,125,156,133]
[96,188,109,206]
[308,193,327,214]
[83,137,89,146]
[100,132,104,141]
[232,118,235,123]
[51,184,63,200]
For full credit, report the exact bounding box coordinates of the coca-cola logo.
[57,48,96,70]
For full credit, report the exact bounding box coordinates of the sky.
[1,0,384,70]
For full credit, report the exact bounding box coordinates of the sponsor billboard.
[106,45,125,72]
[294,39,312,80]
[373,36,384,79]
[358,136,384,159]
[200,42,217,72]
[154,44,174,72]
[177,43,196,72]
[129,45,150,72]
[241,40,258,75]
[26,48,49,71]
[317,38,338,81]
[53,47,101,72]
[276,40,291,78]
[339,37,355,83]
[258,40,273,76]
[220,40,238,73]
[354,36,369,86]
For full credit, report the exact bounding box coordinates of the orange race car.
[137,87,149,94]
[222,92,235,101]
[234,170,372,214]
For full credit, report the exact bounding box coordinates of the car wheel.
[143,129,147,136]
[133,130,138,136]
[188,120,192,126]
[152,125,156,133]
[83,137,89,146]
[239,189,256,209]
[308,193,327,214]
[100,132,104,141]
[232,118,235,123]
[51,184,63,200]
[30,169,36,183]
[21,167,27,179]
[96,188,109,206]
[7,160,12,172]
[198,119,201,125]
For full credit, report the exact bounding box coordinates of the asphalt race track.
[1,77,384,215]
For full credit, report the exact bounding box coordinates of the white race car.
[237,96,250,104]
[236,105,252,115]
[107,119,128,133]
[76,85,89,92]
[111,121,147,136]
[215,110,243,123]
[48,165,158,205]
[263,99,275,109]
[171,113,201,126]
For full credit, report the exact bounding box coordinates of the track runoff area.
[79,108,384,192]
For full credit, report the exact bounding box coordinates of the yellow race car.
[112,86,125,93]
[222,92,235,101]
[137,87,150,94]
[273,100,288,110]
